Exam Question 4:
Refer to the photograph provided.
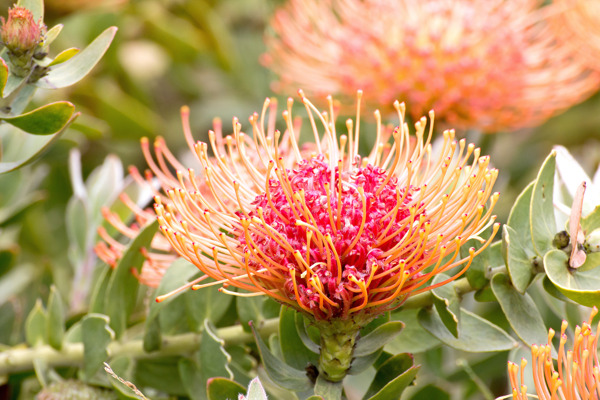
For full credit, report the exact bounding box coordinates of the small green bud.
[553,230,570,249]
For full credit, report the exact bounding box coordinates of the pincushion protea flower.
[507,307,600,400]
[550,0,600,70]
[263,0,600,132]
[143,91,499,381]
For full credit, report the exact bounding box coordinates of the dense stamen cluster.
[238,155,419,319]
[146,91,499,321]
[508,307,600,400]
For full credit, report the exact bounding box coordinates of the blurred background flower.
[264,0,600,133]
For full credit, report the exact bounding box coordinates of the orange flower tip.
[356,89,363,98]
[297,89,306,98]
[191,284,201,291]
[155,294,168,303]
[140,137,149,145]
[180,105,190,115]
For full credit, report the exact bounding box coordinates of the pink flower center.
[237,155,424,319]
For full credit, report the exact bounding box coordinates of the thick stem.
[0,318,279,375]
[317,319,361,382]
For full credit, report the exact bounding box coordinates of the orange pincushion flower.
[263,0,600,132]
[148,91,499,323]
[550,0,600,71]
[508,307,600,400]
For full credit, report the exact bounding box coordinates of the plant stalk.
[0,318,279,376]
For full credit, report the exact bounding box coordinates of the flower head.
[263,0,600,132]
[147,91,499,323]
[508,307,600,400]
[1,6,43,55]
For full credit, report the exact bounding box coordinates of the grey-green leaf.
[418,307,517,352]
[25,298,47,347]
[490,273,547,347]
[250,321,311,391]
[363,353,420,400]
[46,285,65,350]
[279,307,318,370]
[544,249,600,307]
[530,152,557,256]
[431,273,461,338]
[36,27,118,89]
[354,321,405,357]
[502,225,537,293]
[386,309,440,354]
[81,313,115,379]
[104,219,158,338]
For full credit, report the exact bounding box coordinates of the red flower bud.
[1,6,43,54]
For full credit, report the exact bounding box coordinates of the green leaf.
[48,48,80,67]
[179,320,233,400]
[200,320,234,379]
[16,0,43,21]
[81,313,115,380]
[363,353,420,400]
[490,273,547,347]
[502,225,537,294]
[36,27,118,89]
[207,378,246,400]
[0,101,75,135]
[0,112,79,174]
[582,205,600,233]
[408,385,450,400]
[250,321,311,391]
[314,375,343,400]
[0,59,8,98]
[544,249,600,307]
[418,307,517,352]
[295,313,320,354]
[279,307,318,370]
[136,357,187,395]
[245,377,270,400]
[530,152,557,256]
[46,285,65,350]
[354,321,404,357]
[431,273,460,338]
[25,298,47,346]
[104,219,158,338]
[143,258,198,351]
[542,275,571,303]
[387,309,440,354]
[44,24,63,46]
[89,266,112,314]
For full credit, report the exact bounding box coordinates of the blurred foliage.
[0,0,600,399]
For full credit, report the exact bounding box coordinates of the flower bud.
[1,6,42,55]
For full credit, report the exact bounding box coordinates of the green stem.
[0,318,279,375]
